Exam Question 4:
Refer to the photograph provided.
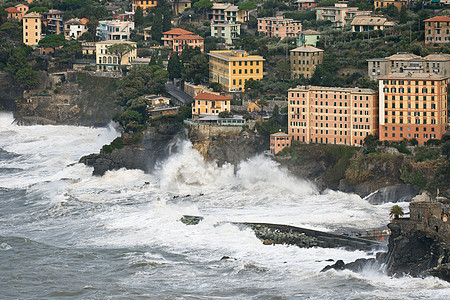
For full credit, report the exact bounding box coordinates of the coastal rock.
[363,184,419,204]
[80,124,185,175]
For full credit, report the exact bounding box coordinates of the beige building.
[211,22,240,44]
[192,92,231,117]
[208,50,264,92]
[374,0,407,12]
[211,3,249,23]
[368,52,450,80]
[315,2,369,28]
[257,16,302,39]
[96,40,137,72]
[290,46,324,79]
[378,73,448,145]
[22,12,41,46]
[351,16,395,32]
[424,16,450,44]
[288,85,378,146]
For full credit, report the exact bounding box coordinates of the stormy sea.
[1,111,449,299]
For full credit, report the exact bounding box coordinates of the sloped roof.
[290,45,323,53]
[65,18,83,25]
[270,131,290,137]
[424,53,450,61]
[194,92,231,101]
[351,16,387,26]
[386,52,420,60]
[23,12,40,18]
[80,18,89,24]
[163,28,194,36]
[6,7,21,13]
[424,16,450,22]
[301,29,321,35]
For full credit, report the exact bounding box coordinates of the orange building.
[192,92,231,117]
[270,131,291,155]
[162,28,204,54]
[374,0,407,12]
[133,0,157,13]
[424,16,450,44]
[288,85,378,146]
[378,73,448,144]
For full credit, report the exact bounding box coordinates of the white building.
[97,20,134,41]
[96,40,137,72]
[211,22,240,44]
[64,18,88,40]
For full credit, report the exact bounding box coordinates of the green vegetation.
[102,137,124,154]
[390,205,404,219]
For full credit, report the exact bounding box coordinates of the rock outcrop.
[188,124,266,167]
[80,124,185,175]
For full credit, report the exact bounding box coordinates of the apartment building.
[22,12,41,46]
[296,29,321,46]
[97,20,134,41]
[294,0,318,10]
[211,22,240,44]
[64,18,89,40]
[351,16,395,32]
[211,3,249,23]
[315,2,369,28]
[288,86,378,146]
[367,52,450,80]
[96,40,137,72]
[41,9,64,35]
[132,0,157,12]
[208,50,264,92]
[257,16,302,39]
[378,73,448,144]
[162,28,204,53]
[424,16,450,44]
[192,92,231,117]
[290,45,324,79]
[374,0,407,12]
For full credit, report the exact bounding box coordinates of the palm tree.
[390,205,404,220]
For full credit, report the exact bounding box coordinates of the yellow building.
[133,0,157,12]
[192,92,231,117]
[208,50,264,92]
[374,0,406,12]
[22,12,41,46]
[96,40,137,72]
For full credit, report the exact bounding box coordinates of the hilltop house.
[424,16,450,44]
[162,28,204,54]
[270,131,291,155]
[95,40,137,72]
[192,92,231,117]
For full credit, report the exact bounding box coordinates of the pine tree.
[168,53,182,80]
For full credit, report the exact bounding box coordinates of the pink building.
[288,86,379,147]
[294,0,318,10]
[162,28,204,54]
[270,131,291,155]
[257,16,302,39]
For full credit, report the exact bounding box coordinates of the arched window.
[103,56,107,64]
[422,88,428,93]
[113,57,117,64]
[108,56,112,64]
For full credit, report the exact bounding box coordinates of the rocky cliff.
[14,72,121,127]
[80,124,185,175]
[188,124,266,167]
[0,71,23,111]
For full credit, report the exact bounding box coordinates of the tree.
[244,78,261,91]
[38,34,67,51]
[441,140,450,159]
[107,43,136,72]
[182,54,208,84]
[410,138,419,146]
[151,10,163,42]
[134,6,144,28]
[238,1,257,11]
[218,110,233,118]
[117,65,168,104]
[364,134,378,154]
[390,205,404,220]
[193,0,213,19]
[167,53,182,80]
[0,7,7,25]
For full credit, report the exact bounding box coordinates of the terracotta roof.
[424,16,450,22]
[174,34,204,40]
[80,18,89,25]
[271,131,290,137]
[194,92,231,101]
[290,45,324,53]
[23,12,40,18]
[6,7,21,13]
[163,28,194,36]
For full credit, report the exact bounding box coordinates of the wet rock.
[364,185,419,205]
[321,260,345,272]
[180,215,203,225]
